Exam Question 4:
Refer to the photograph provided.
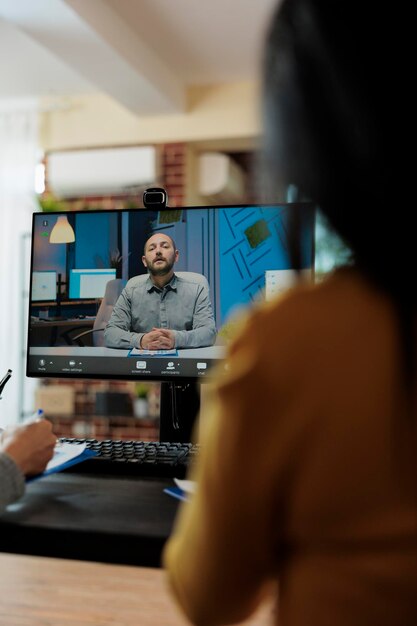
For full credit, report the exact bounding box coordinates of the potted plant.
[37,192,68,213]
[108,248,131,279]
[133,383,149,419]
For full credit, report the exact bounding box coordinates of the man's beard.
[148,257,174,276]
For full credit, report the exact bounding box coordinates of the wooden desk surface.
[0,553,274,626]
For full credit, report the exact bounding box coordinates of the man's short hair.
[144,232,177,253]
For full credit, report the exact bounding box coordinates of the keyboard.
[59,438,200,478]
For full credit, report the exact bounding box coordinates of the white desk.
[28,345,226,379]
[30,346,225,359]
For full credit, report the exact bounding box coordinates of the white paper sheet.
[46,442,86,471]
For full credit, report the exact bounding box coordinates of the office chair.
[174,271,207,284]
[62,278,127,347]
[63,272,210,346]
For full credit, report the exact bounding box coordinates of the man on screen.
[104,233,216,350]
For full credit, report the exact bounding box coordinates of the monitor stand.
[159,381,200,443]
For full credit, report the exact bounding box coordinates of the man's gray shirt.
[104,273,217,349]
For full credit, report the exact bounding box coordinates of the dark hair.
[263,0,415,386]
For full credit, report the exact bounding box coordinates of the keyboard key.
[58,437,199,478]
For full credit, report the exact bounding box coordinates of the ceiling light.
[49,215,75,243]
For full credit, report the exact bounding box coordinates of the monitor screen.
[69,268,116,299]
[31,271,57,302]
[27,204,315,381]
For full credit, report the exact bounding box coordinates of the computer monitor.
[31,271,57,302]
[69,268,116,299]
[26,204,314,383]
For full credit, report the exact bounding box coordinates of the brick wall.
[159,143,187,207]
[39,379,161,441]
[47,414,159,441]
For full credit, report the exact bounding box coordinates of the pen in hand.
[1,413,57,475]
[1,409,46,442]
[23,409,45,425]
[0,370,13,438]
[0,369,12,399]
[23,410,61,447]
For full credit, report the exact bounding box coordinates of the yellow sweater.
[163,269,417,626]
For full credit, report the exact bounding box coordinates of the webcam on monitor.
[143,187,168,209]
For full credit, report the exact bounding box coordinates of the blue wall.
[218,206,313,323]
[74,213,118,268]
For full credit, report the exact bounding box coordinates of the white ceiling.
[0,0,277,115]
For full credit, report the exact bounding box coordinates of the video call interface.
[27,204,314,381]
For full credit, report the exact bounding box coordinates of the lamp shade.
[50,215,75,243]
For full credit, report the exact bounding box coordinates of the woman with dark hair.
[164,1,416,624]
